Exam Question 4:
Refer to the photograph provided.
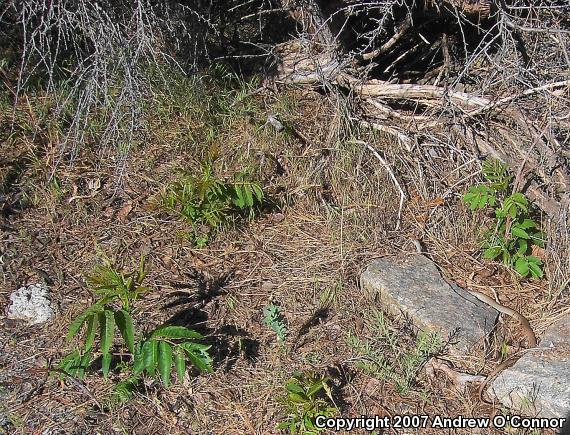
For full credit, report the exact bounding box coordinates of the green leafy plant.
[133,325,213,387]
[263,303,287,342]
[62,257,149,378]
[463,158,545,278]
[59,257,212,394]
[277,371,336,434]
[162,162,264,247]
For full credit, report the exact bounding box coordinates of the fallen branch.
[355,139,407,230]
[467,80,570,117]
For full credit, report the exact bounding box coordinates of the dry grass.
[0,71,564,434]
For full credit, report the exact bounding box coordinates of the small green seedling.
[162,162,264,246]
[263,303,287,342]
[278,371,336,434]
[62,257,149,378]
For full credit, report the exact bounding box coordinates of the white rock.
[7,283,54,324]
[490,313,570,418]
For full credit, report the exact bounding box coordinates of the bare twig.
[354,139,407,230]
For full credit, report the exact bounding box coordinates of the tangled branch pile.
[272,0,570,278]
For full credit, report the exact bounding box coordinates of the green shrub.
[59,257,212,393]
[278,371,336,434]
[463,158,545,278]
[162,162,264,246]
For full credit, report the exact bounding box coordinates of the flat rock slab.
[490,313,570,418]
[360,255,498,353]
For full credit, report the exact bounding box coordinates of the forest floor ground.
[0,71,563,434]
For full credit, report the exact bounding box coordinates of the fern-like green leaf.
[482,158,512,191]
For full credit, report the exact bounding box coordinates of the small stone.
[7,283,54,325]
[360,255,498,353]
[266,115,284,132]
[490,313,570,418]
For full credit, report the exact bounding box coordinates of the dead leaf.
[531,244,546,260]
[117,202,132,222]
[427,197,444,207]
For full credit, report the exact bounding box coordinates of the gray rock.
[7,283,54,325]
[360,255,498,353]
[266,115,284,132]
[490,314,570,418]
